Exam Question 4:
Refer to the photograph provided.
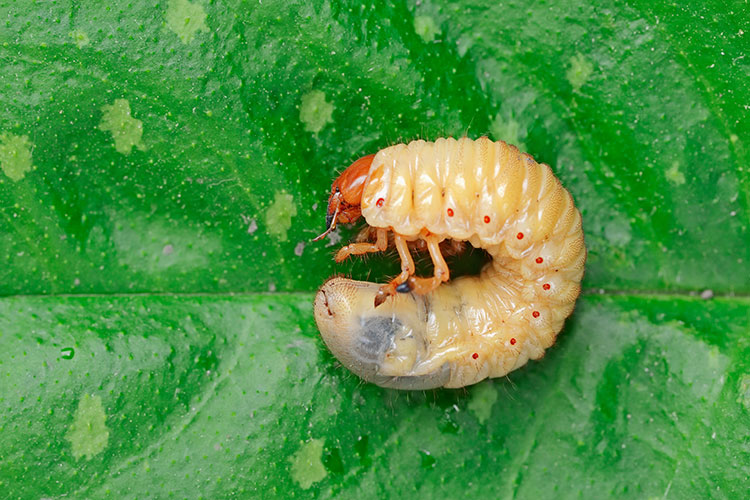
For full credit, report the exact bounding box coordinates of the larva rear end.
[314,278,451,390]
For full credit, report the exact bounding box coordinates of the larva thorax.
[314,278,451,390]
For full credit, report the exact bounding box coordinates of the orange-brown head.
[313,154,375,241]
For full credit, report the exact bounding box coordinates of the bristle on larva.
[313,137,586,389]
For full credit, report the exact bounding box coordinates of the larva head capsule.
[312,154,375,241]
[314,277,451,390]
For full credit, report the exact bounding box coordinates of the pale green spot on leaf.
[414,16,439,43]
[166,0,209,44]
[467,381,498,424]
[0,133,34,182]
[65,394,110,460]
[69,29,90,49]
[567,53,594,91]
[490,114,527,151]
[666,162,686,185]
[300,90,334,134]
[266,192,297,242]
[98,99,146,155]
[289,439,327,490]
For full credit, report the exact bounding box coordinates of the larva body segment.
[314,137,586,389]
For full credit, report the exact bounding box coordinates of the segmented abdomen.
[359,137,586,386]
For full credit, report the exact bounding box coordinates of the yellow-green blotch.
[300,90,334,134]
[69,29,90,48]
[289,439,327,489]
[65,394,110,460]
[266,192,297,242]
[0,133,34,182]
[414,15,439,43]
[98,99,146,155]
[166,0,208,44]
[490,114,527,152]
[467,380,498,424]
[567,53,594,91]
[666,162,686,186]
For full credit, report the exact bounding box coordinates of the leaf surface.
[1,0,748,497]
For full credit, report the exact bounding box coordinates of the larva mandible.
[313,137,586,389]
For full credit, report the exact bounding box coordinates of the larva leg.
[354,225,377,243]
[374,234,415,307]
[335,227,388,263]
[398,235,449,295]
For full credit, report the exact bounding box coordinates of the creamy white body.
[315,137,586,389]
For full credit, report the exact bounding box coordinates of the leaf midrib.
[2,289,750,299]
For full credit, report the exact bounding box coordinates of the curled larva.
[313,137,586,389]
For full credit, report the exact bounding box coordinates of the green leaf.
[1,0,748,497]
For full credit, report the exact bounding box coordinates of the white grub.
[314,137,586,389]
